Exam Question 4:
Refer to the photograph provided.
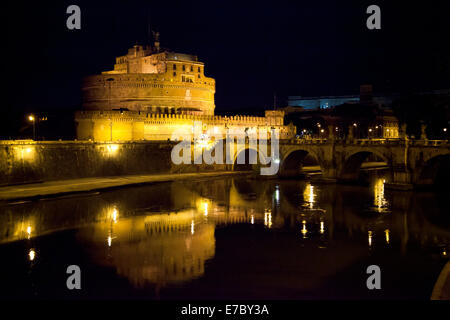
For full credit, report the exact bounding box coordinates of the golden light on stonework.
[106,144,119,155]
[14,146,35,162]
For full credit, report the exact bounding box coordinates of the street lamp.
[28,115,36,140]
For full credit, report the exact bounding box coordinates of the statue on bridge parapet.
[328,125,335,141]
[420,124,428,141]
[347,125,354,143]
[399,123,407,140]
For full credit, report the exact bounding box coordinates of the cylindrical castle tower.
[82,45,215,116]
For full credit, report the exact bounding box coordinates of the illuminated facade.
[77,42,296,142]
[82,44,215,116]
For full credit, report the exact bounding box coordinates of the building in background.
[288,85,394,111]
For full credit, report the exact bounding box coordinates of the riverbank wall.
[0,140,226,186]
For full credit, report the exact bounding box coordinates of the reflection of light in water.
[112,208,118,223]
[251,215,254,224]
[374,178,388,211]
[320,221,325,234]
[196,199,210,217]
[301,220,307,238]
[368,231,373,247]
[27,225,32,239]
[274,185,280,203]
[107,235,112,247]
[29,249,36,261]
[264,210,272,228]
[385,229,390,244]
[191,220,195,235]
[303,183,315,209]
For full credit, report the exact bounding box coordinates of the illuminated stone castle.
[76,37,295,141]
[82,39,215,115]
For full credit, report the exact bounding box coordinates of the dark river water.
[0,172,449,300]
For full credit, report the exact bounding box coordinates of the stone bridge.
[227,137,450,190]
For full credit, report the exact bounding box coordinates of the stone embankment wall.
[0,140,224,185]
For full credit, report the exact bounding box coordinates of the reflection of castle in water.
[78,210,216,287]
[78,201,277,287]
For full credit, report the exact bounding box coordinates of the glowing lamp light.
[301,220,307,238]
[29,249,36,261]
[368,231,373,247]
[353,123,357,127]
[107,144,119,154]
[444,128,448,132]
[385,229,390,244]
[28,115,35,122]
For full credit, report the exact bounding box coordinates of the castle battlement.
[75,110,293,141]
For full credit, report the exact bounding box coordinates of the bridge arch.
[232,147,267,172]
[339,149,389,182]
[416,153,450,187]
[279,148,323,178]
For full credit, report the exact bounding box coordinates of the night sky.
[5,0,450,116]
